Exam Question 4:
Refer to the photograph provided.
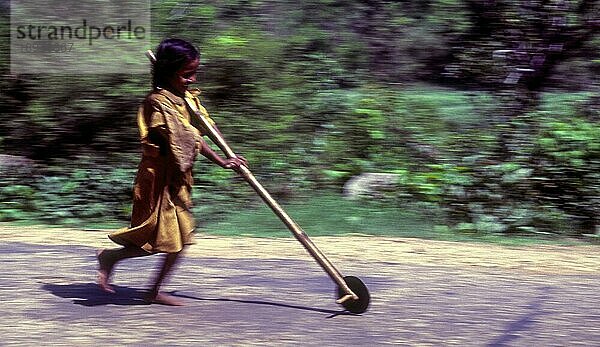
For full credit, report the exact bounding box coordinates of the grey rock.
[343,173,399,199]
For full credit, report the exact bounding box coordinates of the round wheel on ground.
[336,275,370,314]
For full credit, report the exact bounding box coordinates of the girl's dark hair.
[152,38,200,89]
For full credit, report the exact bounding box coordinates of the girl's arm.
[198,138,245,170]
[205,124,250,168]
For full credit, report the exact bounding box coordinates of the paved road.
[1,230,599,346]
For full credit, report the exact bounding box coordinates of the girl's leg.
[96,246,149,293]
[145,250,185,306]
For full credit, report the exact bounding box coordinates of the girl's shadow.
[41,283,356,318]
[41,282,150,306]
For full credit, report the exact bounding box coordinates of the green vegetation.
[199,193,591,246]
[199,193,439,238]
[0,1,598,242]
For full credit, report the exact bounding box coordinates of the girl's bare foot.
[96,249,115,294]
[144,292,185,306]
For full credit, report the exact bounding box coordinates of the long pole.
[192,105,359,304]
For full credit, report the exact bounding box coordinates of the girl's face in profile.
[170,58,200,95]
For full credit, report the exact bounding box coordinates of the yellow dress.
[108,88,216,254]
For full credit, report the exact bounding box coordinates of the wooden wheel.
[336,276,370,314]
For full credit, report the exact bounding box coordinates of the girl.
[96,38,247,305]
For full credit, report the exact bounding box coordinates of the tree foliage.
[0,0,598,236]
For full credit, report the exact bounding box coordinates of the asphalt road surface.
[1,225,599,346]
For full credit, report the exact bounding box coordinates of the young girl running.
[96,38,247,305]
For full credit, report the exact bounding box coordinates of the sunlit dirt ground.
[1,224,599,346]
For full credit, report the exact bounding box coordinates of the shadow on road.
[487,286,553,347]
[170,291,356,318]
[42,282,150,306]
[40,283,357,318]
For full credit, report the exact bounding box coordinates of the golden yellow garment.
[109,88,216,253]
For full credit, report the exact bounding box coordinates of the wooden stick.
[190,106,359,301]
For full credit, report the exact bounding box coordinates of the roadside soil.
[2,225,599,275]
[1,224,599,346]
